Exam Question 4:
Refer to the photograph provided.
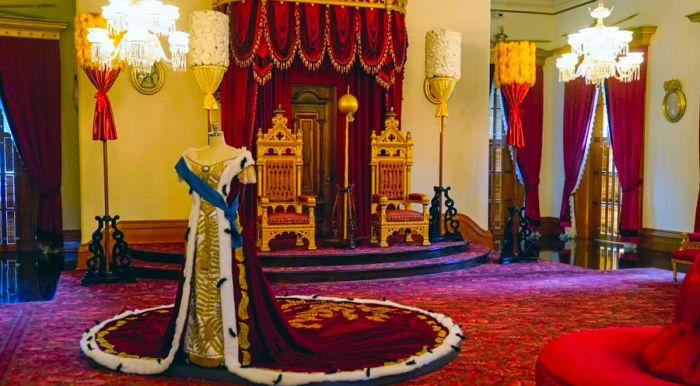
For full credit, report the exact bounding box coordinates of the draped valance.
[216,0,408,88]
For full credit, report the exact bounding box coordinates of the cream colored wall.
[549,0,700,232]
[77,0,211,243]
[13,2,81,231]
[405,0,491,228]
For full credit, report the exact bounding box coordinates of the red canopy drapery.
[605,47,648,241]
[218,0,407,244]
[219,0,408,88]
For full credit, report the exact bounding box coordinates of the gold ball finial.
[338,86,359,115]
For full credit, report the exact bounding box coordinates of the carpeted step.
[129,240,470,267]
[130,259,181,280]
[127,244,490,282]
[263,245,490,283]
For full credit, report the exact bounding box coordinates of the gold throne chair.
[256,109,317,252]
[370,109,430,247]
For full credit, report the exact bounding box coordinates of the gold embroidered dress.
[182,149,256,367]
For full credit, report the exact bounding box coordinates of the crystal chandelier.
[556,0,643,85]
[87,0,189,75]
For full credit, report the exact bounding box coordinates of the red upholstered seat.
[672,249,698,262]
[372,209,424,222]
[689,233,700,242]
[260,212,310,225]
[535,327,677,386]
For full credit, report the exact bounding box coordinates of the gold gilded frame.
[256,110,317,251]
[213,0,407,14]
[131,62,165,95]
[662,79,686,123]
[369,111,430,247]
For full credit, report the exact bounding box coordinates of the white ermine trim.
[231,295,463,386]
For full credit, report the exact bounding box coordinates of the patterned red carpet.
[0,260,680,385]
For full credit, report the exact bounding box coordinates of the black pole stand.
[81,215,135,285]
[81,141,135,286]
[500,206,539,264]
[428,186,462,242]
[330,184,357,249]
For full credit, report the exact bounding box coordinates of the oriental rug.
[0,259,680,385]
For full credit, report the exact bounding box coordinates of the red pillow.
[639,257,700,385]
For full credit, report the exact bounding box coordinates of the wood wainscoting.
[455,214,495,250]
[639,228,684,253]
[76,219,187,270]
[539,217,561,238]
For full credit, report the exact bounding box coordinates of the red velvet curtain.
[502,83,530,148]
[605,47,648,241]
[0,37,63,246]
[696,103,700,233]
[518,66,544,226]
[220,0,405,243]
[84,68,120,141]
[559,77,597,227]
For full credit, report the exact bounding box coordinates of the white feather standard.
[188,10,230,67]
[425,29,462,80]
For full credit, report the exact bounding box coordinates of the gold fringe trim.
[220,2,405,89]
[215,0,408,14]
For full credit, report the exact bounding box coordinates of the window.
[598,104,621,238]
[0,103,17,246]
[575,87,622,240]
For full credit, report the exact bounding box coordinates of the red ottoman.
[536,327,680,386]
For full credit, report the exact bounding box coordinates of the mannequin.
[190,124,239,165]
[185,124,256,187]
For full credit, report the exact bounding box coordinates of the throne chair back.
[256,108,317,251]
[369,109,430,247]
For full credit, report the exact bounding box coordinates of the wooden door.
[291,85,337,237]
[574,89,622,241]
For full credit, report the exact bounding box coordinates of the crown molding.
[629,26,657,48]
[491,0,595,15]
[0,16,66,40]
[687,12,700,23]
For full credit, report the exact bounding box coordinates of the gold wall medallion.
[662,79,686,123]
[131,62,165,95]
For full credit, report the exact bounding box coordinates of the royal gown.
[81,148,463,385]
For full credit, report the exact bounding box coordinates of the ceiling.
[491,0,595,14]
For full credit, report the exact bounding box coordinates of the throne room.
[0,0,699,384]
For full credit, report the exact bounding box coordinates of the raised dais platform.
[128,240,489,282]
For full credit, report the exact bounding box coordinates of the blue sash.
[175,157,242,248]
